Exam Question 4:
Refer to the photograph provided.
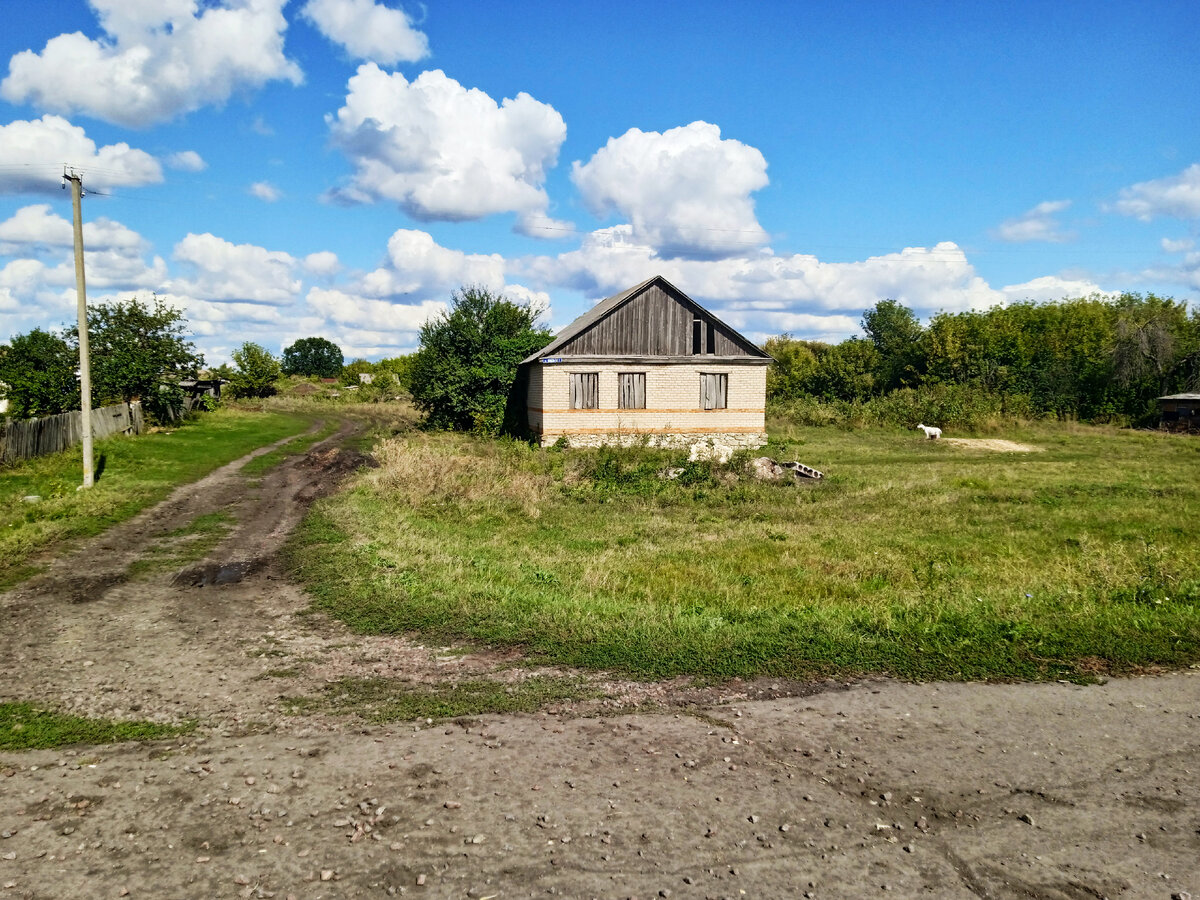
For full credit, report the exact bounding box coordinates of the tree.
[409,285,552,434]
[282,336,343,378]
[0,329,79,418]
[861,299,924,391]
[763,335,821,402]
[227,342,282,399]
[811,338,879,402]
[66,296,203,422]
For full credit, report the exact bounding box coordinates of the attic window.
[692,317,717,354]
[692,317,702,354]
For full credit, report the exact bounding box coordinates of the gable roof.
[522,275,769,363]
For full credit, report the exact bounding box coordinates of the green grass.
[283,675,601,722]
[288,421,1200,683]
[0,702,192,750]
[0,408,310,590]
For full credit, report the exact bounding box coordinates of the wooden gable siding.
[556,283,750,357]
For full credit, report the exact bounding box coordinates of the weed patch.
[284,676,601,722]
[0,702,192,751]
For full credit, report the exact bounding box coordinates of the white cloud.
[307,287,444,333]
[992,199,1073,243]
[170,233,300,304]
[1138,251,1200,292]
[1161,236,1195,253]
[301,0,429,65]
[359,228,505,297]
[0,204,146,254]
[1111,163,1200,221]
[0,116,162,194]
[302,251,341,277]
[326,65,566,226]
[519,231,1001,320]
[0,205,166,299]
[999,275,1108,303]
[1,0,302,128]
[249,181,282,202]
[166,150,207,172]
[571,121,769,259]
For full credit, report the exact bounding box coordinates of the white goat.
[916,423,942,440]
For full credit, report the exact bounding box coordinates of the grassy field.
[0,408,311,590]
[290,418,1200,683]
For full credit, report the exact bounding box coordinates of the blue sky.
[1,0,1198,364]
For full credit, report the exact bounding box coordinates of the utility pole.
[65,168,94,488]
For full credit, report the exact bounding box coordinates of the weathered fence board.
[0,401,144,464]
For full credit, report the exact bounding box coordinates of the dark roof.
[1159,393,1200,401]
[522,274,768,364]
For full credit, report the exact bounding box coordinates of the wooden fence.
[0,401,144,465]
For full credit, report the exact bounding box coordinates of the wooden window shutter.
[701,373,727,410]
[619,373,645,409]
[571,373,598,409]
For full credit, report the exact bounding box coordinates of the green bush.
[408,286,551,435]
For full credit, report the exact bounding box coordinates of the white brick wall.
[527,361,767,446]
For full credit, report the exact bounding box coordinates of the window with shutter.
[700,373,728,410]
[618,372,646,409]
[570,372,598,409]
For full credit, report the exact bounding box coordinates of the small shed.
[178,377,226,409]
[519,275,771,451]
[1158,393,1200,432]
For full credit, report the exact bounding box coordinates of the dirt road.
[1,424,1198,899]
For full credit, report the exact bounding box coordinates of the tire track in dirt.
[0,417,383,731]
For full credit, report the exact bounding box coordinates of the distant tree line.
[767,293,1200,428]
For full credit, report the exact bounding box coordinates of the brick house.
[519,275,771,450]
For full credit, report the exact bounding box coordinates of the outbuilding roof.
[1159,393,1200,400]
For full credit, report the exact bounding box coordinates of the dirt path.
[1,424,1198,898]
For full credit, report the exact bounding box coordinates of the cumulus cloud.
[249,181,282,202]
[302,251,341,277]
[1,0,302,128]
[0,116,162,194]
[519,230,1000,321]
[301,0,428,65]
[1111,163,1200,221]
[992,200,1073,243]
[0,204,146,254]
[1161,237,1194,253]
[307,287,444,332]
[170,233,300,304]
[571,121,769,259]
[999,275,1108,303]
[0,208,168,327]
[326,65,566,226]
[358,228,505,297]
[166,150,207,172]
